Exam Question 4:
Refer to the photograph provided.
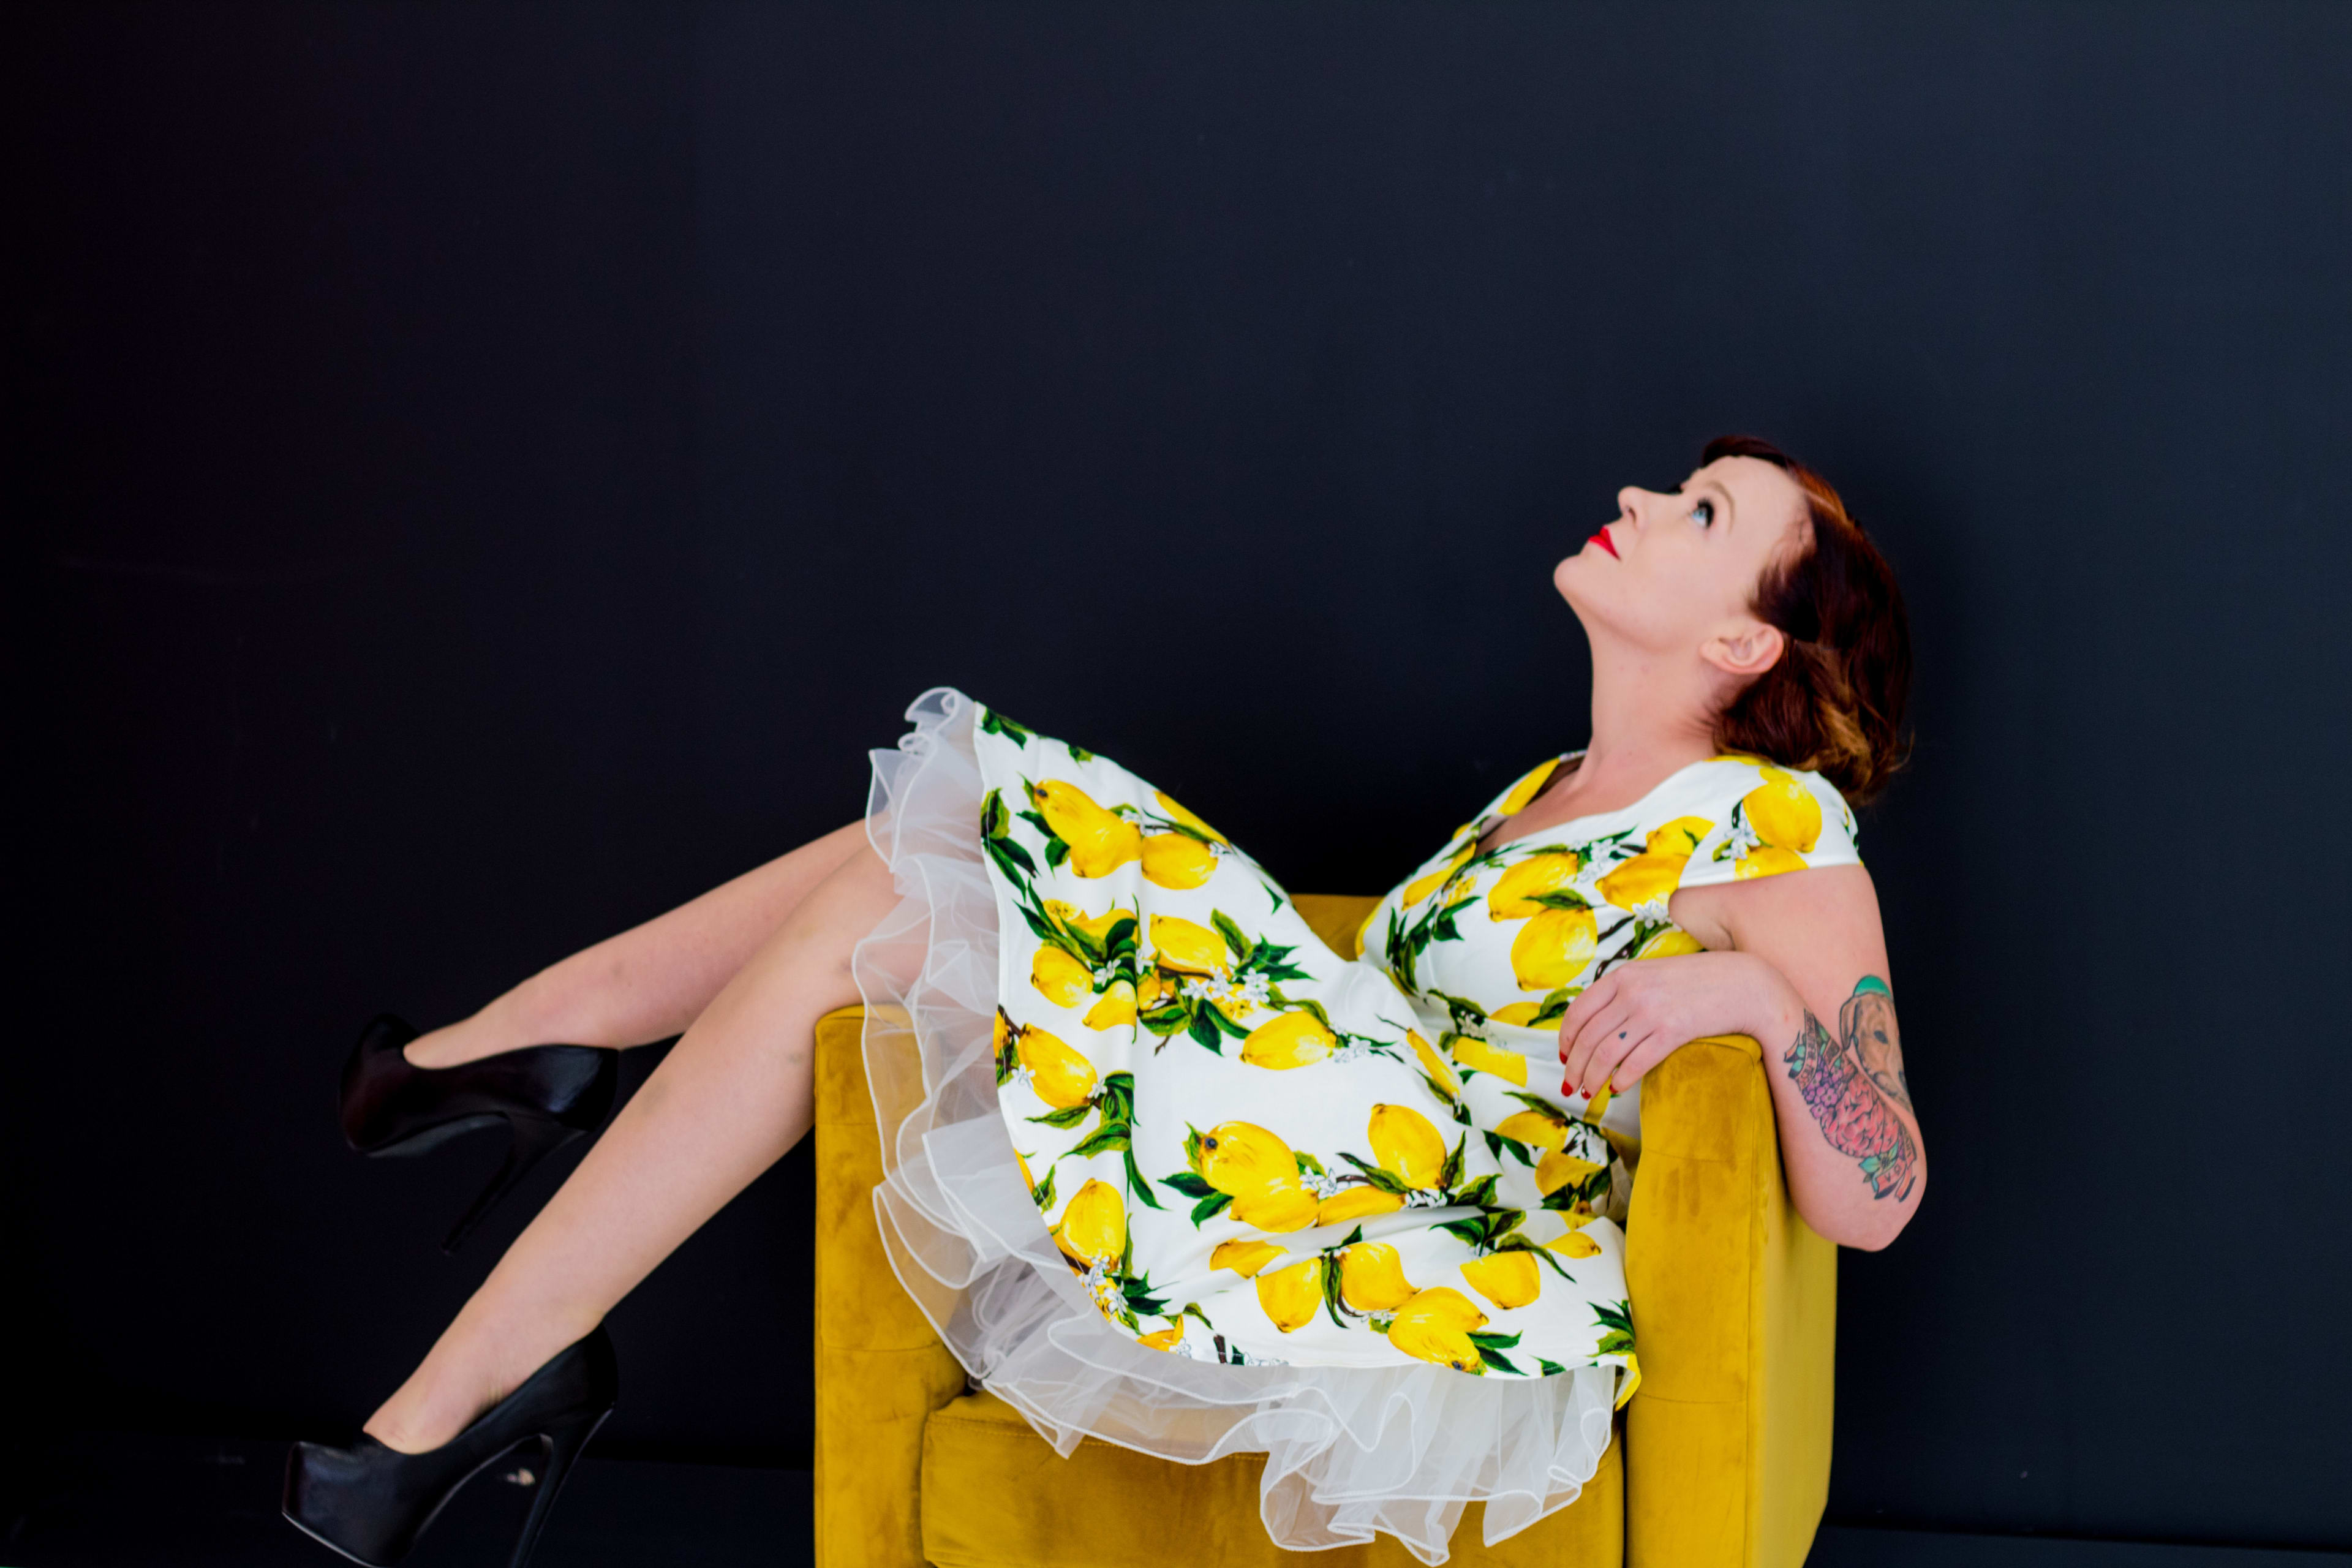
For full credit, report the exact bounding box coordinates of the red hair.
[1703,434,1912,804]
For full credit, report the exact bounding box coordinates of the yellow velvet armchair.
[812,894,1836,1568]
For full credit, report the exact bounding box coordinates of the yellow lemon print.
[1408,1030,1463,1099]
[1256,1257,1324,1333]
[1735,846,1807,880]
[1148,914,1227,976]
[1494,1109,1569,1155]
[1401,845,1474,908]
[1043,900,1128,946]
[1388,1287,1490,1373]
[1338,1243,1417,1312]
[1634,927,1706,960]
[1141,833,1219,889]
[1210,1238,1286,1278]
[1509,906,1598,990]
[1447,1033,1529,1086]
[1137,971,1175,1009]
[1488,1001,1543,1026]
[1016,1151,1037,1193]
[1369,1104,1447,1189]
[1137,1323,1184,1352]
[1082,979,1137,1030]
[1485,849,1582,921]
[1743,768,1822,853]
[1495,757,1562,816]
[1230,1183,1322,1232]
[1028,780,1144,878]
[1460,1251,1542,1311]
[1614,1353,1642,1409]
[1016,1025,1098,1109]
[1193,1121,1296,1196]
[1029,946,1093,1008]
[1240,1010,1336,1070]
[1152,790,1229,845]
[1317,1186,1406,1225]
[1352,903,1379,959]
[1545,1229,1602,1261]
[1595,853,1685,911]
[1054,1179,1125,1265]
[1535,1150,1604,1199]
[1645,816,1715,856]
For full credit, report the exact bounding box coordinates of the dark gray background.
[7,0,2346,1553]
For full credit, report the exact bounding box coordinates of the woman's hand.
[1557,950,1798,1098]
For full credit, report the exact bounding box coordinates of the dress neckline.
[1474,750,1721,856]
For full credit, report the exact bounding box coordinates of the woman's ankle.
[403,991,537,1069]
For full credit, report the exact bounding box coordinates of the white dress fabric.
[849,687,1860,1564]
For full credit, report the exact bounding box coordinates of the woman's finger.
[1565,1001,1637,1095]
[1606,1027,1674,1091]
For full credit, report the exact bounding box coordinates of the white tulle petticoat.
[849,688,1616,1566]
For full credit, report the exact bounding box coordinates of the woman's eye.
[1689,499,1714,528]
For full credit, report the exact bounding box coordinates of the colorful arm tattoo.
[1783,976,1917,1201]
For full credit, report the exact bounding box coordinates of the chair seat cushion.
[919,1390,1623,1567]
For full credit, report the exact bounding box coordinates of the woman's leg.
[404,820,870,1068]
[363,837,901,1452]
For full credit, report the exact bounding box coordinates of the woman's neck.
[1562,641,1721,807]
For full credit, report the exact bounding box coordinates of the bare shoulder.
[1668,862,1885,968]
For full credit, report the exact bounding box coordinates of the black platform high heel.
[282,1324,618,1568]
[341,1014,620,1253]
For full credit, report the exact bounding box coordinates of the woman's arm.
[1556,864,1924,1251]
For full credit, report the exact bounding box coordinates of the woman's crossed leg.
[363,829,900,1453]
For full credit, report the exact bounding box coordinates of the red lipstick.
[1589,527,1619,559]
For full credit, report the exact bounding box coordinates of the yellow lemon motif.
[1536,1149,1604,1200]
[1743,768,1822,853]
[1028,780,1144,878]
[1148,914,1227,976]
[1082,979,1137,1030]
[1485,849,1583,921]
[1029,946,1093,1009]
[1460,1251,1542,1310]
[1194,1121,1296,1196]
[1137,1323,1184,1352]
[1231,1183,1322,1232]
[1152,790,1229,845]
[1400,845,1474,908]
[1210,1238,1286,1277]
[1016,1025,1098,1109]
[1138,971,1175,1009]
[1388,1287,1490,1373]
[1240,1010,1336,1071]
[1646,816,1715,855]
[1447,1033,1529,1086]
[1368,1104,1447,1189]
[1735,846,1807,880]
[1595,853,1685,911]
[1545,1229,1602,1260]
[1256,1258,1324,1333]
[1508,906,1599,990]
[1338,1243,1417,1312]
[1495,757,1562,816]
[1317,1186,1406,1225]
[1489,1001,1543,1026]
[1408,1030,1463,1099]
[1054,1179,1125,1265]
[1043,900,1128,947]
[1634,927,1706,960]
[1017,1151,1037,1193]
[1494,1109,1569,1154]
[1352,904,1379,959]
[1141,833,1220,889]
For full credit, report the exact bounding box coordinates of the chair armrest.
[1623,1035,1836,1568]
[812,1004,967,1568]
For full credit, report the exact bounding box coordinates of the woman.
[284,434,1923,1566]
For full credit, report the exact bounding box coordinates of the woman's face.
[1553,455,1811,672]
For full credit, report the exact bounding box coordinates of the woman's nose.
[1615,486,1648,526]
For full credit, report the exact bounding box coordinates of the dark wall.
[9,0,2348,1550]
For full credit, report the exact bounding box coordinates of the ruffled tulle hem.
[850,687,1616,1565]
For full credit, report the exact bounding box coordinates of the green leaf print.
[1189,1192,1232,1226]
[1537,1359,1569,1378]
[1212,910,1253,962]
[978,710,1035,745]
[1066,742,1095,763]
[1030,1163,1057,1212]
[1027,1104,1091,1129]
[1592,1300,1637,1359]
[1469,1331,1524,1376]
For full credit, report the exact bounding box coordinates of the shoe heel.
[441,1117,581,1254]
[508,1408,610,1568]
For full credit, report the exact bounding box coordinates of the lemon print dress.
[853,688,1860,1564]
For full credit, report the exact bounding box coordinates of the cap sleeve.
[1676,760,1861,892]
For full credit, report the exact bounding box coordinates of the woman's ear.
[1702,621,1786,679]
